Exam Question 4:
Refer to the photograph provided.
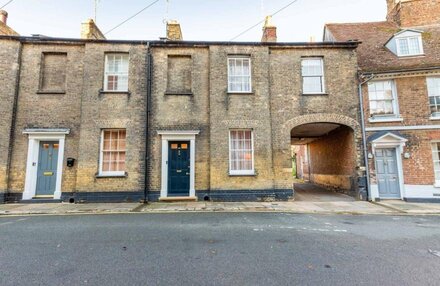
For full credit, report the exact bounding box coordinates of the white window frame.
[229,129,255,176]
[103,53,129,92]
[427,77,440,119]
[227,56,252,93]
[301,57,326,94]
[368,80,400,118]
[431,141,440,187]
[99,129,126,176]
[396,35,424,57]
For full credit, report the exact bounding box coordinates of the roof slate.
[325,21,440,73]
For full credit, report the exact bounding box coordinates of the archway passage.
[291,122,357,200]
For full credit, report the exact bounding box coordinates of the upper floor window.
[428,77,440,118]
[100,129,126,176]
[301,58,325,94]
[229,130,254,175]
[396,36,423,57]
[368,80,399,117]
[104,53,129,92]
[385,30,425,58]
[228,57,251,93]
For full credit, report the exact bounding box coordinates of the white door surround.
[369,132,407,201]
[158,130,199,199]
[22,129,69,200]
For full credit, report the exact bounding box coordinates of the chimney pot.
[0,10,8,25]
[167,20,183,41]
[261,16,277,43]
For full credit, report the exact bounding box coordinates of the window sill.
[302,93,328,96]
[99,89,131,96]
[165,91,193,96]
[36,90,66,95]
[229,172,256,177]
[96,172,127,179]
[368,117,403,123]
[397,54,425,59]
[430,116,440,121]
[227,91,254,95]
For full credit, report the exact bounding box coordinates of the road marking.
[0,221,13,226]
[428,249,440,258]
[0,217,29,226]
[278,226,348,233]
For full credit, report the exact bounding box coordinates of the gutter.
[362,66,440,75]
[358,73,375,201]
[0,35,359,49]
[143,42,152,203]
[6,41,23,199]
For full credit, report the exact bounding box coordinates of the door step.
[159,196,197,202]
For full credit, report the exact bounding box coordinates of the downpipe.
[143,43,152,204]
[358,73,375,201]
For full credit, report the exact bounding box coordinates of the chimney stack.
[261,16,277,43]
[0,10,8,25]
[386,0,440,27]
[81,19,106,40]
[166,20,183,41]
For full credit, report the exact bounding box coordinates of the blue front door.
[375,148,401,199]
[168,141,190,196]
[35,141,59,197]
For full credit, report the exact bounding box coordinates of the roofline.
[324,21,392,27]
[361,66,440,75]
[0,35,360,48]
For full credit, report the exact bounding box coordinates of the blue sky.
[3,0,385,41]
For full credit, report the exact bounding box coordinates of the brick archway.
[283,113,360,134]
[284,113,362,197]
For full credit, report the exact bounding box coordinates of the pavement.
[0,199,439,216]
[0,183,439,216]
[1,213,440,285]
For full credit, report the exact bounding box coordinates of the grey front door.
[375,148,400,198]
[35,141,59,197]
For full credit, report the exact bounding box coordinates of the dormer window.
[386,29,424,58]
[396,36,423,57]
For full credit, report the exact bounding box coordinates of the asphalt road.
[1,213,439,286]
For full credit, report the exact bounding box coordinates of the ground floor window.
[100,129,126,176]
[431,142,440,186]
[229,130,254,175]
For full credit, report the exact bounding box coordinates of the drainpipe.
[143,42,152,203]
[6,41,23,201]
[358,73,375,201]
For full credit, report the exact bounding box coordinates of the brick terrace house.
[325,0,440,202]
[0,11,363,203]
